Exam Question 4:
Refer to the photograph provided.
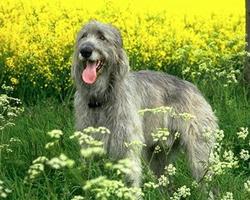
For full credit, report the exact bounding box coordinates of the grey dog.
[72,20,218,187]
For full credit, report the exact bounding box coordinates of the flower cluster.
[158,175,169,187]
[204,129,241,182]
[0,180,12,198]
[165,164,177,176]
[25,153,74,182]
[0,85,23,131]
[47,154,75,169]
[220,192,234,200]
[208,149,238,179]
[0,0,245,99]
[106,159,133,176]
[170,185,191,200]
[45,129,64,149]
[71,196,84,200]
[244,180,250,193]
[70,127,110,158]
[236,127,248,140]
[144,164,176,189]
[47,130,63,139]
[139,107,195,122]
[25,156,48,181]
[83,176,143,200]
[152,128,170,142]
[239,149,250,161]
[21,121,250,199]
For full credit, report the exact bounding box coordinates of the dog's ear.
[71,61,76,81]
[115,49,130,79]
[108,23,123,48]
[71,45,79,81]
[88,18,98,23]
[114,28,123,47]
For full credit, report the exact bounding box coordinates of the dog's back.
[126,70,218,177]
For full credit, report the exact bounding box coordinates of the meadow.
[0,0,249,199]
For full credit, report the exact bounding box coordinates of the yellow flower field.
[0,0,246,97]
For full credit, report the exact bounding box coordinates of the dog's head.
[72,20,129,88]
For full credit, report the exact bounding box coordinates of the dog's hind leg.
[184,120,218,200]
[183,123,214,182]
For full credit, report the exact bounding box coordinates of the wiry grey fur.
[72,20,218,187]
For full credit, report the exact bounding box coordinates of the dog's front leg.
[106,111,144,188]
[126,151,143,188]
[107,135,143,188]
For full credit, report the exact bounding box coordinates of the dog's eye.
[99,35,106,41]
[81,33,87,39]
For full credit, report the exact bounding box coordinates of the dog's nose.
[80,45,94,58]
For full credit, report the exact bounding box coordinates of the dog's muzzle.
[80,44,94,59]
[79,44,104,85]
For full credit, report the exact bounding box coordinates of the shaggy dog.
[72,20,217,187]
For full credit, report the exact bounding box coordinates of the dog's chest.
[86,108,114,152]
[87,107,119,134]
[87,108,110,128]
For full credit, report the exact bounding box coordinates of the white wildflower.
[26,163,45,180]
[138,106,173,115]
[70,131,103,146]
[71,195,84,200]
[220,192,234,200]
[80,147,104,158]
[177,112,195,121]
[0,180,11,199]
[203,128,214,141]
[170,185,191,200]
[152,128,170,142]
[158,175,169,186]
[83,126,110,135]
[84,176,143,199]
[154,145,161,153]
[25,156,48,182]
[223,150,239,168]
[209,149,238,177]
[47,154,75,169]
[174,132,180,139]
[47,130,63,139]
[45,141,57,149]
[106,159,132,176]
[244,180,250,193]
[32,156,48,164]
[191,181,198,188]
[144,181,159,189]
[215,129,224,142]
[239,149,250,161]
[9,137,21,143]
[236,127,248,140]
[125,140,146,152]
[165,164,176,176]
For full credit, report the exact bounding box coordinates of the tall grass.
[0,84,249,199]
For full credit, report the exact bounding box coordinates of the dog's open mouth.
[82,60,104,84]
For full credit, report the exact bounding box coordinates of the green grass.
[0,84,249,200]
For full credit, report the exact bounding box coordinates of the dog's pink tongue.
[82,62,97,84]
